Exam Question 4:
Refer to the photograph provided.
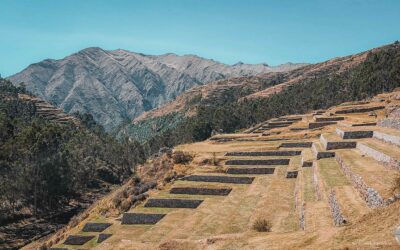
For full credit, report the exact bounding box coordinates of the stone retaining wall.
[320,134,356,150]
[227,167,275,175]
[335,154,385,208]
[315,116,345,122]
[122,213,166,224]
[328,190,347,226]
[226,151,301,156]
[169,187,232,196]
[64,235,95,245]
[182,175,254,184]
[144,198,203,208]
[312,163,321,201]
[280,142,313,148]
[97,233,112,243]
[335,106,384,114]
[300,202,305,230]
[308,121,337,129]
[312,143,335,159]
[336,128,373,139]
[82,223,112,232]
[225,159,290,165]
[356,143,400,171]
[373,131,400,147]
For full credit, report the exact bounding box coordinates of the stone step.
[335,149,400,207]
[312,141,335,159]
[121,213,166,224]
[314,116,345,122]
[181,175,254,184]
[356,138,400,171]
[320,133,357,150]
[336,128,373,139]
[308,121,337,129]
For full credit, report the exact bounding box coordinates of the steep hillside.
[7,48,305,130]
[118,42,400,151]
[30,88,400,250]
[0,79,146,250]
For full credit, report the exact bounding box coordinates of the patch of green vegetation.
[318,158,349,188]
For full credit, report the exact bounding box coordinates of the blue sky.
[1,0,400,77]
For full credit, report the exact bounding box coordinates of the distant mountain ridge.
[8,47,306,130]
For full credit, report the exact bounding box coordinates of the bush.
[172,151,193,164]
[252,218,272,232]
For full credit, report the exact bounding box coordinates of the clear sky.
[1,0,400,77]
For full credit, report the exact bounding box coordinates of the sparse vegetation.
[252,218,272,232]
[172,151,193,164]
[392,173,400,194]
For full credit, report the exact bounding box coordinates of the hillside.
[0,79,147,249]
[7,48,305,130]
[30,88,400,249]
[117,42,400,150]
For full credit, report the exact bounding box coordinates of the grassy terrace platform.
[335,149,399,200]
[316,158,370,223]
[357,138,400,170]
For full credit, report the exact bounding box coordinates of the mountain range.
[8,48,306,130]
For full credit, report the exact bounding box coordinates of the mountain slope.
[8,48,306,130]
[117,42,400,149]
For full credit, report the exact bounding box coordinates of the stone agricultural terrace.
[45,90,400,249]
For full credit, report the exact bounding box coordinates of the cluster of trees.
[0,79,146,223]
[139,42,400,149]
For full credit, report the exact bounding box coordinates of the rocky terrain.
[7,48,305,130]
